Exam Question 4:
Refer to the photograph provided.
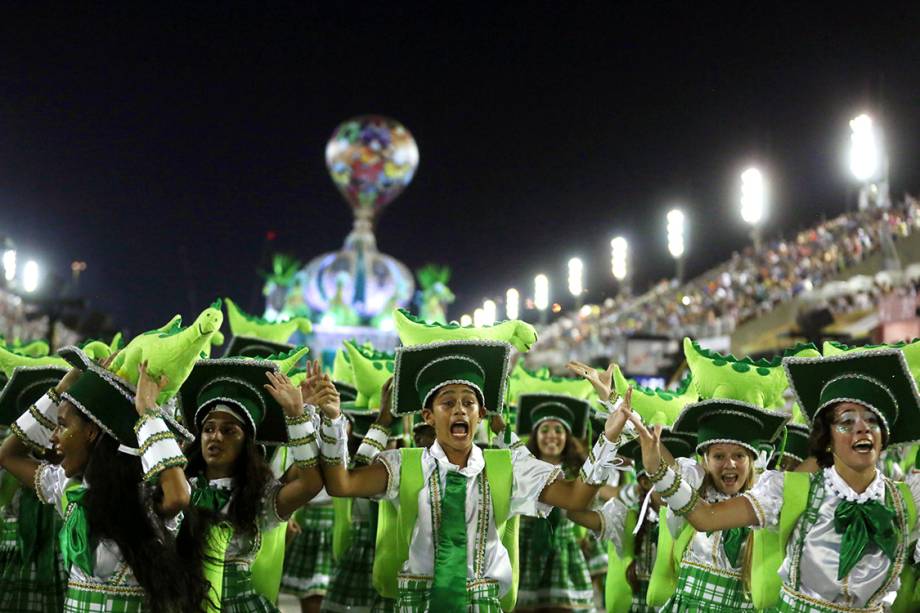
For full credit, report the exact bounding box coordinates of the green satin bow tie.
[191,477,232,514]
[721,526,750,568]
[834,498,898,580]
[431,470,468,612]
[60,486,93,575]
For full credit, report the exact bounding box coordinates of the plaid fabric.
[582,530,609,577]
[631,579,655,613]
[395,576,502,613]
[0,545,67,612]
[370,594,397,613]
[660,562,753,612]
[777,585,883,613]
[222,562,280,613]
[63,584,146,613]
[281,503,335,598]
[322,518,377,612]
[516,515,594,610]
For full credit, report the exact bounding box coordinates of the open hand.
[377,377,394,427]
[629,413,663,477]
[306,376,341,419]
[603,387,633,442]
[264,370,304,418]
[566,360,614,401]
[135,361,169,415]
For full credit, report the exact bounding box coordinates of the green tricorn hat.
[61,357,193,449]
[672,399,788,456]
[0,365,68,426]
[223,336,295,359]
[783,348,920,446]
[392,340,512,416]
[619,428,697,475]
[778,423,810,463]
[178,358,287,445]
[515,393,591,439]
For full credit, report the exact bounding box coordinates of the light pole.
[740,168,766,251]
[534,274,549,325]
[667,208,686,282]
[610,236,629,296]
[567,257,584,309]
[849,113,889,210]
[505,288,519,320]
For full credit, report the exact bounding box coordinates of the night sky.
[2,4,918,335]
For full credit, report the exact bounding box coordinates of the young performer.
[0,355,207,612]
[320,339,630,612]
[0,366,68,612]
[633,348,920,612]
[177,357,325,612]
[513,393,594,612]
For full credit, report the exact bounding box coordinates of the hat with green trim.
[0,365,68,426]
[619,428,697,475]
[60,351,193,449]
[223,336,295,359]
[392,340,512,416]
[344,411,404,440]
[672,399,788,456]
[778,423,810,463]
[178,358,287,445]
[783,348,920,446]
[515,393,591,439]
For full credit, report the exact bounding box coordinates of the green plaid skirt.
[0,546,67,612]
[281,504,335,599]
[63,582,147,613]
[322,518,377,612]
[222,562,280,613]
[516,515,594,610]
[660,562,753,612]
[583,531,609,577]
[395,576,502,613]
[777,584,883,613]
[631,579,655,613]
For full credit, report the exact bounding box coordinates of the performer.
[319,339,629,612]
[633,348,920,612]
[177,357,325,613]
[513,393,595,612]
[0,356,207,612]
[0,366,68,612]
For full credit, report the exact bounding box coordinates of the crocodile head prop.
[505,359,594,407]
[108,300,224,403]
[823,339,920,383]
[394,308,538,353]
[612,364,697,426]
[4,338,51,358]
[251,346,310,375]
[0,345,69,378]
[225,297,312,344]
[684,338,819,409]
[343,340,394,409]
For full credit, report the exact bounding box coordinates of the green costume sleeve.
[604,509,637,613]
[373,448,423,600]
[202,523,233,613]
[332,497,353,561]
[646,508,695,607]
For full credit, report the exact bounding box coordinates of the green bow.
[834,499,898,580]
[720,526,750,568]
[191,477,232,514]
[60,486,93,575]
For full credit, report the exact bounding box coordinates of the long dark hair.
[809,403,889,468]
[525,423,587,474]
[81,426,209,612]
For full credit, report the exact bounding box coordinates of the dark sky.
[1,4,918,335]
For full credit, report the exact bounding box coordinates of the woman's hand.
[376,377,394,428]
[135,361,169,415]
[489,413,506,435]
[264,371,305,418]
[603,387,633,442]
[306,376,341,419]
[630,414,664,477]
[566,360,615,401]
[298,359,323,403]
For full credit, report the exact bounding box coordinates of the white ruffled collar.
[825,466,884,504]
[704,486,738,503]
[207,477,235,490]
[429,440,485,478]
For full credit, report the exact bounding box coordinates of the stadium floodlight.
[460,313,473,327]
[473,308,485,328]
[667,208,686,281]
[741,168,766,250]
[23,260,39,293]
[850,114,879,182]
[610,237,628,281]
[2,249,15,282]
[534,274,549,324]
[506,288,520,320]
[567,257,584,299]
[482,299,497,326]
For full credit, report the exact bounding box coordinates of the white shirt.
[375,440,561,595]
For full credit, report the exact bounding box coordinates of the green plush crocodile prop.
[612,364,696,426]
[225,297,312,344]
[250,346,310,375]
[505,359,595,407]
[344,340,394,409]
[0,346,69,378]
[2,338,50,358]
[394,308,538,353]
[683,337,820,408]
[823,339,920,383]
[109,301,224,403]
[332,347,356,386]
[201,330,225,358]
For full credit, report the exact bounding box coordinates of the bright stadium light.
[473,308,486,328]
[667,208,686,281]
[534,274,549,324]
[23,260,39,293]
[610,236,628,281]
[741,168,766,250]
[2,249,15,282]
[567,257,584,299]
[460,313,473,327]
[850,114,879,182]
[506,288,520,320]
[482,299,497,326]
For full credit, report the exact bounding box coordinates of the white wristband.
[135,413,186,482]
[286,414,318,466]
[663,477,694,512]
[320,414,349,465]
[11,394,59,451]
[653,467,678,494]
[354,423,389,466]
[579,434,620,485]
